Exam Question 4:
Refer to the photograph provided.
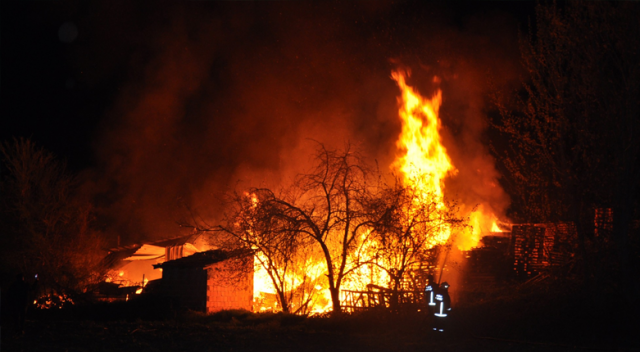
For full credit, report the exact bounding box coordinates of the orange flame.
[465,204,501,249]
[391,70,456,246]
[391,71,456,200]
[391,70,500,250]
[250,70,506,313]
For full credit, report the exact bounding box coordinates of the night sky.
[1,1,535,244]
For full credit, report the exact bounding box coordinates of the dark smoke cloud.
[77,2,522,244]
[435,10,522,229]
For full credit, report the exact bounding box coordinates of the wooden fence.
[340,288,425,313]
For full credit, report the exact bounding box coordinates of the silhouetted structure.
[97,234,208,300]
[462,225,577,291]
[510,223,576,279]
[153,249,253,313]
[463,233,512,289]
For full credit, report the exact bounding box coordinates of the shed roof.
[100,234,203,270]
[153,249,252,269]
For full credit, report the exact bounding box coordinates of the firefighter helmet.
[441,282,449,290]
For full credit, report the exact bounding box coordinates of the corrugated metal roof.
[107,234,201,253]
[99,245,141,270]
[101,234,203,270]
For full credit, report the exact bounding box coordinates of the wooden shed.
[153,249,253,313]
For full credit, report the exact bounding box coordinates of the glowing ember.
[34,293,74,309]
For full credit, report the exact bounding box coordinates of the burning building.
[100,234,254,313]
[97,68,513,314]
[99,234,209,299]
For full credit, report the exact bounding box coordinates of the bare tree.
[209,144,376,314]
[360,174,467,305]
[0,138,105,296]
[493,2,640,292]
[213,188,321,314]
[206,144,468,314]
[274,144,380,314]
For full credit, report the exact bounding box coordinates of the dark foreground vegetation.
[3,281,639,352]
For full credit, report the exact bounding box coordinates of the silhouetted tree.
[213,188,322,314]
[361,175,466,304]
[494,2,640,294]
[282,144,382,314]
[206,144,377,314]
[0,138,105,297]
[204,144,468,314]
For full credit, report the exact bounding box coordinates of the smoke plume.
[78,3,522,245]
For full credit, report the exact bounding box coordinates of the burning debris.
[200,69,510,314]
[34,293,75,310]
[98,234,209,300]
[78,66,513,316]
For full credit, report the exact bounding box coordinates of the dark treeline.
[492,1,640,299]
[0,138,105,297]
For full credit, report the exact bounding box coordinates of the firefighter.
[432,281,451,332]
[424,275,437,314]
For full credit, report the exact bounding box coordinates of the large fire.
[390,70,455,246]
[248,70,504,314]
[101,70,504,314]
[391,71,454,202]
[98,70,504,315]
[391,70,501,251]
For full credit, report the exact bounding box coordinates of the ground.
[2,282,640,352]
[3,302,638,352]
